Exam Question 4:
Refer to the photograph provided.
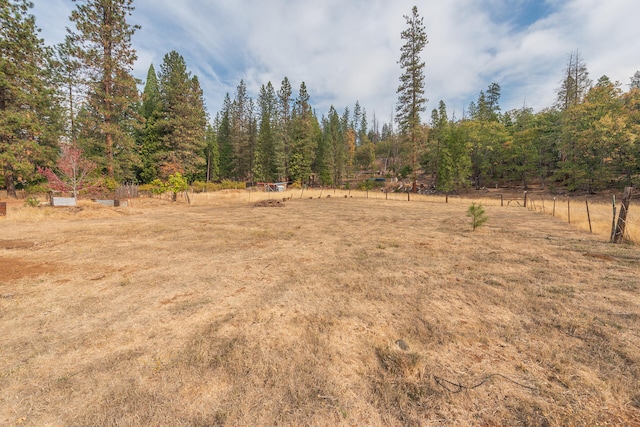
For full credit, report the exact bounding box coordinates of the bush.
[168,173,188,193]
[25,197,40,207]
[191,181,221,193]
[467,203,488,231]
[102,177,119,192]
[149,179,169,196]
[399,165,413,179]
[357,180,385,191]
[219,180,245,190]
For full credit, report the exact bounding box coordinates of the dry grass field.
[1,190,639,426]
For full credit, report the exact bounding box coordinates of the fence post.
[610,195,617,242]
[586,197,592,233]
[524,191,528,208]
[567,197,571,224]
[553,197,556,217]
[612,187,633,243]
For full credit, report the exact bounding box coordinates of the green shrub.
[191,181,220,193]
[168,173,188,194]
[219,179,245,190]
[357,179,385,191]
[150,179,168,196]
[399,165,413,179]
[102,177,119,192]
[467,203,488,231]
[25,197,40,207]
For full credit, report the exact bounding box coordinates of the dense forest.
[2,0,639,198]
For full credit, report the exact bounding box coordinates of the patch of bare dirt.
[0,240,35,250]
[0,257,55,282]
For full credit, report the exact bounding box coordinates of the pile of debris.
[253,199,285,208]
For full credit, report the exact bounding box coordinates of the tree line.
[2,1,639,198]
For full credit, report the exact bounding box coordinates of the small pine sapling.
[467,203,488,231]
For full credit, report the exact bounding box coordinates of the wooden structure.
[611,187,633,243]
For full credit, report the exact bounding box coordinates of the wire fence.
[241,186,638,244]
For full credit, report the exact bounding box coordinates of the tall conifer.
[68,0,140,180]
[1,0,61,196]
[396,5,428,188]
[157,51,207,179]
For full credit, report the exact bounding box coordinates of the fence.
[244,186,638,243]
[115,184,139,200]
[524,190,637,243]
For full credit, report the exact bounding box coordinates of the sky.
[31,0,640,125]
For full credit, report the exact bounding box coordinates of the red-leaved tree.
[38,144,98,199]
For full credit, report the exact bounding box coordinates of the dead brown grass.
[1,191,639,426]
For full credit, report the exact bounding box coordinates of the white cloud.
[30,0,640,122]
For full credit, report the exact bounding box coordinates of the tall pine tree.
[68,0,140,180]
[1,0,61,196]
[217,94,234,179]
[136,63,161,182]
[289,82,318,184]
[230,80,251,180]
[396,5,428,188]
[254,82,278,182]
[277,77,292,180]
[156,51,207,180]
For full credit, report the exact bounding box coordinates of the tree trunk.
[106,133,114,177]
[4,164,16,198]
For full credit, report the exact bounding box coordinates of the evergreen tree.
[230,80,252,180]
[443,118,472,191]
[556,50,592,110]
[277,77,292,180]
[217,94,234,179]
[502,107,539,189]
[137,63,161,182]
[204,123,219,182]
[247,97,258,183]
[316,114,333,185]
[533,108,562,188]
[254,82,278,182]
[53,38,83,145]
[156,51,207,180]
[396,5,428,186]
[425,100,449,189]
[359,107,368,146]
[326,106,345,185]
[342,107,356,178]
[141,64,160,119]
[1,0,61,196]
[630,71,640,90]
[465,84,509,189]
[557,75,621,192]
[289,82,318,184]
[68,0,140,180]
[353,101,362,144]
